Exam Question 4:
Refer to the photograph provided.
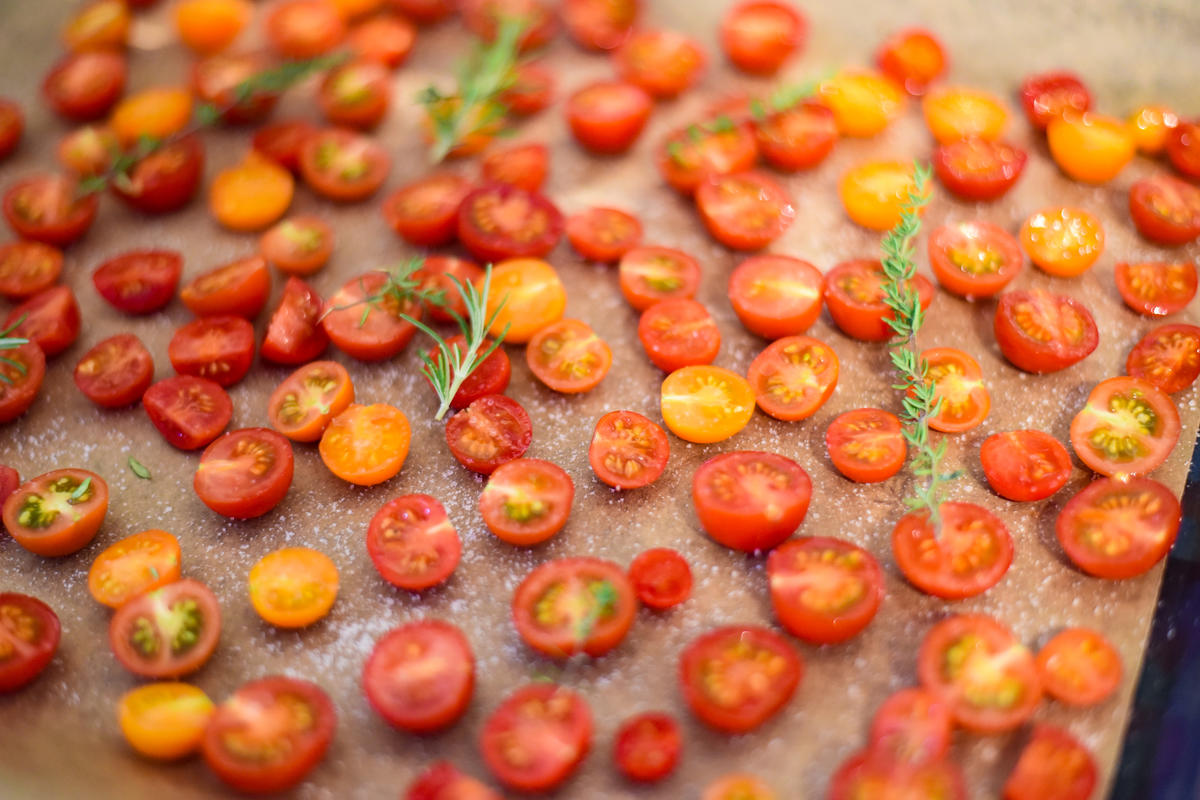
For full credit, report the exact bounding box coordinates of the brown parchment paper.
[2,1,1200,799]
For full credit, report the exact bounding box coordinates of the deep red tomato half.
[1069,376,1180,477]
[754,100,838,172]
[614,712,682,783]
[42,49,127,122]
[720,1,805,75]
[1128,173,1200,246]
[479,458,574,545]
[168,315,255,387]
[261,276,329,365]
[823,259,935,342]
[994,289,1098,373]
[73,333,154,408]
[111,135,205,214]
[1126,323,1200,394]
[390,0,455,24]
[382,172,472,247]
[253,119,317,174]
[142,375,233,450]
[194,428,294,519]
[0,241,62,301]
[3,174,97,247]
[0,466,18,510]
[1019,71,1091,130]
[747,335,839,421]
[566,206,643,262]
[728,255,823,339]
[628,548,691,609]
[892,502,1013,599]
[0,593,61,692]
[92,249,182,314]
[363,620,474,732]
[108,578,221,678]
[928,220,1022,299]
[1114,261,1197,316]
[1056,475,1180,579]
[367,493,462,591]
[406,762,502,800]
[456,183,563,262]
[767,536,884,644]
[588,410,670,490]
[5,285,81,357]
[322,271,421,361]
[1003,725,1097,800]
[512,556,637,658]
[428,335,510,409]
[692,451,812,553]
[445,394,532,475]
[980,430,1072,502]
[480,683,593,793]
[825,408,907,483]
[829,751,965,800]
[562,0,638,51]
[1166,118,1200,180]
[696,170,795,251]
[0,340,45,424]
[933,137,1027,201]
[638,298,720,372]
[868,688,953,767]
[179,254,271,318]
[1035,628,1122,707]
[0,99,23,161]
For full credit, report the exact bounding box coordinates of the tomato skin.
[566,206,643,262]
[679,625,802,733]
[480,143,548,193]
[261,276,329,365]
[1114,261,1197,317]
[3,174,98,247]
[1035,628,1121,707]
[202,676,336,795]
[5,285,81,358]
[818,70,906,137]
[921,347,990,434]
[143,375,232,450]
[1019,71,1091,130]
[111,135,205,215]
[1057,475,1180,579]
[457,184,564,262]
[875,27,947,95]
[299,127,391,202]
[348,13,416,67]
[993,289,1099,374]
[512,556,637,658]
[660,365,755,444]
[367,494,462,591]
[1070,376,1180,477]
[696,170,795,251]
[460,0,558,52]
[0,466,19,511]
[922,85,1009,144]
[389,0,454,24]
[638,299,720,372]
[892,502,1013,600]
[109,579,221,679]
[253,120,316,174]
[829,751,966,800]
[62,0,132,51]
[209,153,295,233]
[92,249,182,314]
[1128,174,1200,246]
[180,255,271,319]
[503,61,555,115]
[628,548,691,609]
[692,451,812,553]
[42,50,127,122]
[618,246,702,311]
[414,257,484,323]
[825,408,906,484]
[754,100,838,172]
[363,620,475,732]
[932,137,1027,201]
[614,712,682,783]
[88,529,182,609]
[747,335,839,422]
[445,394,532,475]
[823,259,935,342]
[406,762,502,800]
[480,683,592,793]
[0,340,45,424]
[566,81,653,155]
[319,403,412,485]
[1127,323,1200,394]
[728,255,823,340]
[0,593,60,692]
[480,458,574,545]
[868,688,953,767]
[382,172,472,247]
[168,315,256,387]
[980,430,1071,502]
[1048,112,1135,184]
[73,333,154,408]
[720,1,805,75]
[259,216,333,275]
[1004,725,1097,800]
[265,0,347,58]
[927,221,1023,299]
[322,272,421,361]
[840,159,929,231]
[481,258,567,344]
[562,0,638,51]
[0,99,23,161]
[1166,117,1200,180]
[767,536,883,644]
[588,410,669,490]
[194,428,294,519]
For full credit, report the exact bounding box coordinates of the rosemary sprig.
[400,265,509,421]
[878,162,959,530]
[749,76,822,121]
[0,315,30,387]
[418,16,528,163]
[70,477,92,502]
[322,257,446,327]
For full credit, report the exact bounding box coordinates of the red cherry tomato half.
[1019,71,1091,130]
[2,468,107,556]
[567,81,655,156]
[0,241,62,302]
[917,614,1042,734]
[696,170,794,251]
[747,335,839,421]
[502,61,555,115]
[428,335,510,409]
[180,254,270,318]
[720,1,805,75]
[391,0,454,24]
[192,51,280,125]
[628,547,692,609]
[994,289,1098,373]
[892,502,1013,599]
[875,27,947,95]
[0,339,45,424]
[823,259,935,342]
[868,688,953,767]
[588,410,669,490]
[457,183,563,263]
[728,255,823,339]
[1056,475,1180,579]
[566,206,643,263]
[480,683,592,793]
[111,135,205,215]
[526,318,611,393]
[1069,376,1180,477]
[480,143,548,193]
[1114,261,1197,317]
[253,119,317,174]
[348,14,416,68]
[512,556,637,658]
[194,428,294,519]
[754,100,838,172]
[168,315,255,387]
[562,0,638,51]
[679,625,802,733]
[933,137,1027,202]
[322,271,421,361]
[921,347,990,434]
[1128,173,1200,246]
[92,249,182,315]
[413,256,484,322]
[479,458,574,545]
[979,430,1072,502]
[299,127,391,202]
[108,578,221,678]
[1035,628,1122,707]
[1127,323,1200,394]
[202,676,336,794]
[5,285,81,358]
[0,99,23,161]
[638,298,720,372]
[0,593,61,692]
[267,360,355,442]
[143,375,233,450]
[445,394,532,475]
[0,466,19,510]
[367,493,462,590]
[460,0,557,52]
[825,408,906,483]
[73,333,154,408]
[261,276,329,365]
[363,620,474,732]
[928,221,1023,299]
[657,121,759,195]
[767,536,884,644]
[692,451,812,553]
[614,29,705,99]
[830,750,965,800]
[382,172,472,247]
[42,50,127,122]
[614,712,682,783]
[406,762,502,800]
[618,246,702,311]
[264,0,347,59]
[3,174,97,247]
[1166,118,1200,180]
[318,59,391,129]
[1003,725,1097,800]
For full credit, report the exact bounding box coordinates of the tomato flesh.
[363,620,474,732]
[479,458,574,545]
[194,428,294,519]
[73,333,154,408]
[445,394,533,475]
[628,548,691,609]
[588,410,670,490]
[480,683,592,793]
[2,468,108,557]
[767,536,884,644]
[0,241,62,302]
[1069,376,1180,477]
[1114,261,1197,316]
[1035,628,1122,706]
[825,408,906,483]
[0,593,61,692]
[728,255,823,339]
[994,289,1098,373]
[1127,323,1200,394]
[512,556,636,658]
[168,315,256,387]
[1056,475,1180,579]
[933,137,1027,201]
[928,220,1023,298]
[93,249,182,314]
[143,375,232,450]
[614,712,682,783]
[892,502,1013,599]
[366,494,462,591]
[638,298,720,372]
[109,579,221,679]
[747,335,839,421]
[1004,725,1097,800]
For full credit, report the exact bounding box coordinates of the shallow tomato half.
[111,135,205,215]
[0,241,61,302]
[825,408,906,483]
[1056,475,1180,579]
[566,81,654,155]
[767,536,883,644]
[2,468,108,557]
[638,299,720,373]
[322,271,421,361]
[480,683,592,793]
[1128,173,1200,246]
[921,347,990,433]
[697,170,794,250]
[180,254,270,318]
[1019,71,1091,130]
[143,375,232,450]
[728,255,823,339]
[73,333,154,409]
[1069,376,1180,477]
[248,546,338,628]
[299,127,391,202]
[868,688,953,767]
[209,154,295,233]
[618,246,702,311]
[512,556,636,658]
[88,529,181,609]
[457,184,563,263]
[460,0,557,52]
[720,1,804,75]
[1127,323,1200,395]
[3,174,97,247]
[656,121,759,195]
[1035,628,1122,707]
[566,206,642,263]
[367,493,462,591]
[5,285,81,358]
[0,593,61,692]
[823,259,935,342]
[917,614,1042,733]
[382,172,471,247]
[928,221,1022,299]
[1020,207,1104,277]
[527,318,612,393]
[109,579,221,679]
[980,430,1071,502]
[57,124,117,176]
[1129,105,1179,156]
[168,315,256,387]
[588,410,669,490]
[0,340,45,424]
[363,620,475,732]
[191,51,279,125]
[261,276,329,365]
[747,335,838,422]
[562,0,638,51]
[875,27,946,95]
[268,360,355,442]
[614,28,705,99]
[481,258,567,344]
[445,394,532,475]
[840,160,929,232]
[829,751,965,800]
[614,714,682,785]
[994,289,1098,373]
[194,428,294,519]
[818,70,906,137]
[319,403,411,485]
[660,365,755,444]
[118,682,214,761]
[680,625,802,733]
[1114,261,1197,317]
[42,50,127,122]
[1004,725,1097,800]
[93,249,182,315]
[692,450,811,553]
[628,548,691,609]
[922,86,1009,144]
[892,502,1013,599]
[933,137,1027,202]
[479,458,574,545]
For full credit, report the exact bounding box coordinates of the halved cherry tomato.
[332,0,384,19]
[318,59,391,129]
[1019,72,1091,130]
[109,579,221,678]
[829,752,965,800]
[720,1,804,75]
[479,458,574,546]
[693,451,811,552]
[566,206,642,263]
[460,0,557,52]
[1166,118,1200,180]
[406,762,502,800]
[3,174,97,247]
[1048,113,1135,183]
[93,249,182,315]
[364,620,474,732]
[767,536,883,644]
[994,289,1099,373]
[868,688,953,767]
[322,271,421,360]
[0,593,60,692]
[980,430,1071,502]
[893,502,1013,599]
[728,255,822,339]
[1021,206,1105,277]
[391,0,454,24]
[1115,261,1197,317]
[445,394,532,475]
[427,335,511,409]
[0,99,20,161]
[88,529,182,609]
[502,61,555,115]
[875,27,947,95]
[697,170,794,250]
[174,0,251,54]
[0,339,45,424]
[825,408,906,483]
[481,258,566,343]
[922,86,1008,143]
[414,257,483,322]
[562,0,637,50]
[1004,725,1097,800]
[320,403,411,485]
[195,428,294,519]
[1128,173,1200,246]
[73,333,154,408]
[588,410,669,490]
[1057,475,1180,579]
[0,242,61,303]
[1127,323,1200,394]
[248,546,338,627]
[42,50,126,122]
[299,127,391,201]
[143,375,232,450]
[168,315,256,387]
[260,216,334,276]
[747,335,838,422]
[921,347,990,433]
[57,124,116,176]
[5,286,80,358]
[261,277,328,365]
[110,87,193,146]
[367,494,462,590]
[63,0,131,52]
[457,184,563,263]
[818,70,905,137]
[111,135,205,215]
[928,221,1022,298]
[0,466,19,511]
[660,365,755,444]
[267,360,354,442]
[527,319,611,393]
[614,29,705,99]
[917,614,1041,733]
[1036,628,1121,706]
[1070,376,1180,477]
[253,120,317,173]
[191,51,279,125]
[823,259,935,342]
[933,137,1027,202]
[614,712,681,783]
[265,0,346,58]
[657,121,759,195]
[753,100,837,172]
[202,676,336,794]
[704,774,778,800]
[481,143,548,193]
[181,255,271,319]
[680,625,802,733]
[1129,105,1178,156]
[638,299,720,372]
[480,683,592,793]
[348,13,416,67]
[209,153,295,232]
[619,246,701,311]
[840,160,929,232]
[382,172,471,247]
[513,556,636,658]
[118,682,214,761]
[628,547,691,609]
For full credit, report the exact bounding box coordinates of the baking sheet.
[1,1,1199,798]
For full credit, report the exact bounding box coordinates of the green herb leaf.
[70,477,92,502]
[128,457,151,480]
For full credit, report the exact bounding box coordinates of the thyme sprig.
[418,17,528,163]
[879,162,959,530]
[0,315,29,387]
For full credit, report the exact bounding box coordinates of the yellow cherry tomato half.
[319,402,411,485]
[922,86,1009,144]
[248,546,339,628]
[174,0,252,55]
[1020,207,1105,277]
[63,0,131,52]
[818,70,906,138]
[482,258,567,344]
[209,153,295,232]
[88,529,182,609]
[840,160,931,231]
[110,87,195,147]
[1047,113,1136,184]
[660,365,755,444]
[1128,105,1178,156]
[118,682,215,760]
[330,0,384,20]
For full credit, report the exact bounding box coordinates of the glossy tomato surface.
[588,410,669,489]
[445,394,532,475]
[2,468,107,557]
[825,408,906,483]
[979,430,1072,502]
[614,712,682,783]
[994,290,1098,373]
[168,315,255,387]
[480,683,592,793]
[108,579,221,679]
[1069,376,1180,477]
[366,493,461,591]
[1056,475,1180,579]
[0,593,60,692]
[767,536,884,644]
[1003,725,1097,800]
[363,620,474,732]
[143,375,232,450]
[692,451,811,552]
[892,502,1013,599]
[1127,323,1200,394]
[93,249,182,314]
[261,277,329,365]
[73,333,154,408]
[194,428,294,519]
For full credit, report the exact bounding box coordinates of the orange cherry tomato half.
[993,289,1099,374]
[1126,323,1200,395]
[1047,113,1135,184]
[62,0,131,52]
[248,547,339,628]
[110,87,193,147]
[1035,628,1122,707]
[88,530,182,609]
[1114,261,1197,317]
[825,408,906,483]
[747,335,838,422]
[1069,376,1180,477]
[319,403,411,485]
[840,160,930,231]
[660,365,755,444]
[209,154,295,232]
[1056,475,1181,580]
[1128,105,1179,155]
[565,206,643,263]
[588,410,670,490]
[767,536,883,644]
[479,458,574,546]
[927,220,1023,299]
[1019,207,1104,277]
[174,0,252,54]
[704,774,778,800]
[818,70,905,137]
[265,0,347,58]
[920,347,990,433]
[875,27,947,95]
[892,502,1013,600]
[922,86,1008,144]
[2,468,108,557]
[481,258,566,344]
[512,556,636,658]
[260,215,334,276]
[118,682,215,761]
[526,318,612,393]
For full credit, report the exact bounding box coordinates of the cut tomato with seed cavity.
[979,430,1071,502]
[928,220,1022,298]
[692,450,811,553]
[830,750,965,800]
[823,259,935,342]
[194,428,294,519]
[892,502,1013,599]
[527,318,612,393]
[319,403,411,485]
[747,335,838,421]
[109,578,221,679]
[618,246,702,311]
[660,365,755,444]
[512,556,636,658]
[566,206,643,262]
[479,458,574,545]
[0,241,62,302]
[92,249,182,314]
[168,315,255,387]
[614,28,705,99]
[720,1,805,75]
[994,289,1098,373]
[87,529,182,609]
[696,170,794,251]
[1003,725,1097,800]
[1069,376,1180,477]
[1126,323,1200,394]
[933,137,1027,202]
[1035,628,1121,707]
[0,593,60,692]
[566,81,653,155]
[267,361,355,443]
[920,347,990,433]
[2,468,108,557]
[382,172,472,247]
[73,333,154,408]
[728,255,823,339]
[5,285,81,358]
[825,408,906,483]
[657,121,759,195]
[261,276,328,365]
[1128,173,1200,246]
[367,494,462,591]
[614,712,682,783]
[1056,475,1180,579]
[143,375,232,450]
[638,299,720,372]
[363,620,474,732]
[111,136,205,215]
[1019,71,1091,130]
[868,688,953,767]
[3,174,97,247]
[299,127,391,202]
[767,536,883,644]
[457,183,564,262]
[0,339,45,424]
[406,762,502,800]
[445,394,532,475]
[1114,261,1196,317]
[480,683,592,793]
[588,410,669,489]
[628,548,691,609]
[180,254,271,318]
[259,215,334,276]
